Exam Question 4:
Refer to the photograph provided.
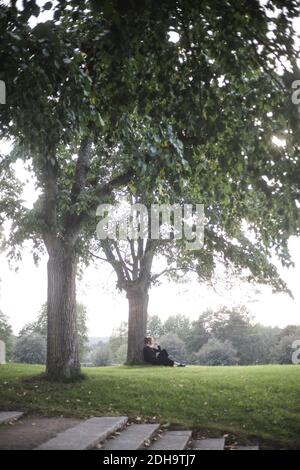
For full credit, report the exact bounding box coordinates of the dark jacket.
[143,345,161,364]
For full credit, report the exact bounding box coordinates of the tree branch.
[92,169,134,202]
[64,168,134,244]
[112,240,132,281]
[70,136,93,204]
[101,240,127,288]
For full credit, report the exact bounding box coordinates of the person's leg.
[160,349,186,367]
[150,358,161,365]
[166,358,175,366]
[157,350,174,366]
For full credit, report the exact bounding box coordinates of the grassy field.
[0,363,300,448]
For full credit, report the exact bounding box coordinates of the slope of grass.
[0,363,299,448]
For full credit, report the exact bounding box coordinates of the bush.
[19,303,88,360]
[91,343,113,366]
[112,343,127,364]
[158,333,187,362]
[194,338,239,365]
[14,333,46,364]
[270,334,300,364]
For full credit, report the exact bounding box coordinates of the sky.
[1,228,300,337]
[1,2,300,336]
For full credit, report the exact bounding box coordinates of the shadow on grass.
[21,372,87,385]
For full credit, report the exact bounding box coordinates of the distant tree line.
[85,306,300,366]
[1,304,300,366]
[0,304,88,365]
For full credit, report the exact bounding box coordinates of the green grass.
[0,363,300,448]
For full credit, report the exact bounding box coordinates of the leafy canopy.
[1,1,300,294]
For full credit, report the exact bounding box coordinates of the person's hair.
[144,336,152,345]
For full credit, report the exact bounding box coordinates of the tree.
[19,302,89,361]
[75,303,89,360]
[91,343,112,366]
[207,306,256,365]
[108,322,128,362]
[270,335,298,364]
[0,3,140,379]
[185,317,210,357]
[0,1,202,375]
[195,306,276,364]
[18,308,48,337]
[163,314,191,342]
[14,333,46,365]
[88,0,300,363]
[147,315,165,339]
[2,0,300,373]
[0,311,14,361]
[270,325,300,364]
[194,338,239,366]
[158,333,187,363]
[250,324,280,364]
[112,343,128,365]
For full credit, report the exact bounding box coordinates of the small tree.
[270,327,300,364]
[250,324,281,364]
[147,315,165,339]
[19,303,89,361]
[108,322,128,361]
[91,343,112,367]
[163,315,191,342]
[185,317,210,357]
[112,343,128,365]
[14,333,46,365]
[158,333,187,363]
[194,338,238,366]
[202,306,257,365]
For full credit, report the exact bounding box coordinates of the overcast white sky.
[1,2,300,336]
[1,232,300,337]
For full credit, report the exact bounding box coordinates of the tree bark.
[126,285,149,364]
[46,243,80,380]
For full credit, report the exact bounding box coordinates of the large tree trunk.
[126,285,149,364]
[46,243,80,380]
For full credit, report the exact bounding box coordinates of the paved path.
[102,423,160,450]
[0,412,259,450]
[148,430,192,450]
[0,415,81,450]
[35,416,128,450]
[193,438,225,450]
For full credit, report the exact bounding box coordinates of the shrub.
[14,333,46,364]
[91,343,113,366]
[158,333,187,362]
[194,338,239,365]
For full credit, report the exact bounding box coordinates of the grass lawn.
[0,363,300,448]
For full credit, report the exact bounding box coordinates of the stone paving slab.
[35,416,128,450]
[148,430,192,450]
[0,412,24,425]
[0,416,81,450]
[193,438,225,450]
[102,423,160,450]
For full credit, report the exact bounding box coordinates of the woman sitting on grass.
[143,337,186,367]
